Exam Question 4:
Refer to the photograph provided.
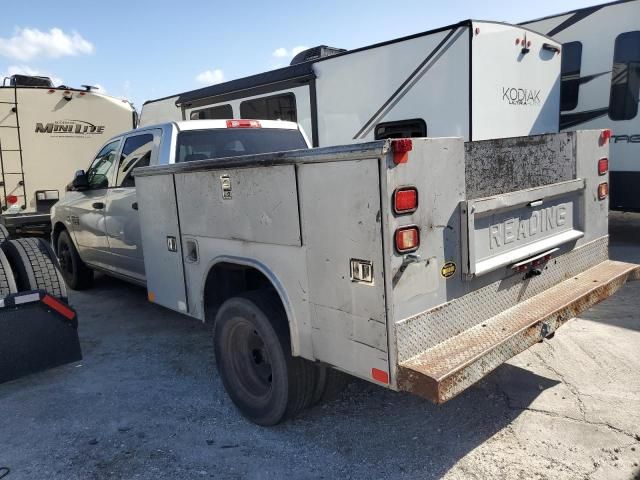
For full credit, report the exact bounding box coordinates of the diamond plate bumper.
[396,260,640,404]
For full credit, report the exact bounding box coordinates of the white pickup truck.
[53,120,639,426]
[51,120,310,288]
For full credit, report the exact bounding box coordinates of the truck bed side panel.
[174,165,301,247]
[298,158,389,380]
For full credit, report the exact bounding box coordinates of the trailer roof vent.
[8,74,54,88]
[289,45,346,65]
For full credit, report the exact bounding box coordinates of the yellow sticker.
[441,261,457,279]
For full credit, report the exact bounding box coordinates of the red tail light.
[393,187,418,214]
[226,119,261,128]
[598,158,608,176]
[392,139,412,165]
[395,226,419,253]
[599,129,611,146]
[6,195,18,205]
[598,182,608,200]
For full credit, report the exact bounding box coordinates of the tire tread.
[239,290,318,421]
[2,237,67,299]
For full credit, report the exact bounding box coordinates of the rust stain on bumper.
[397,260,640,404]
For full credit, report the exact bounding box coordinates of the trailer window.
[240,93,296,122]
[176,128,307,162]
[560,42,582,111]
[116,134,154,187]
[85,140,121,189]
[609,31,640,121]
[190,104,233,120]
[374,119,427,139]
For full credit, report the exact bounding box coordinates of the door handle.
[92,202,105,210]
[132,202,138,210]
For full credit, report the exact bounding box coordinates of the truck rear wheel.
[1,237,67,300]
[214,291,317,425]
[57,230,93,290]
[0,249,17,296]
[310,365,350,406]
[0,224,10,244]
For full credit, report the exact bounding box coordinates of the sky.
[1,0,604,109]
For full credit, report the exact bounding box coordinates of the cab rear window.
[176,128,308,163]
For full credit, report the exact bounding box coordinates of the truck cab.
[51,120,310,288]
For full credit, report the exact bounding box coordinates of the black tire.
[214,290,317,426]
[0,249,17,296]
[1,237,67,300]
[310,366,350,406]
[0,224,9,244]
[56,230,93,290]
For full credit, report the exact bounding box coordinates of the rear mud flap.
[0,290,81,384]
[397,260,640,403]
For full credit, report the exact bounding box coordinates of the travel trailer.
[140,20,562,146]
[0,74,136,234]
[522,0,640,210]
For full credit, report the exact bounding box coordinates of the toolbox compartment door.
[136,174,188,313]
[462,179,585,277]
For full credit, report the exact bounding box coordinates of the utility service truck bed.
[134,129,639,424]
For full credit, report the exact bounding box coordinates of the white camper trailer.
[0,74,135,234]
[140,20,562,146]
[522,0,640,211]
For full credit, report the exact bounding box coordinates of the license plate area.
[462,179,585,278]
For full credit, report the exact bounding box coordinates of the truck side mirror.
[72,170,89,190]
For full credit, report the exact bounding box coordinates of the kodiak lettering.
[501,87,541,106]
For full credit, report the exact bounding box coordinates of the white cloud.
[272,47,288,58]
[0,27,94,61]
[2,65,62,86]
[272,46,308,59]
[92,84,107,94]
[195,69,224,85]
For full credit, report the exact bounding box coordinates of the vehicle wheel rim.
[228,319,273,399]
[59,243,74,276]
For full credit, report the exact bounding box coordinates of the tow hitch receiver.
[397,260,640,404]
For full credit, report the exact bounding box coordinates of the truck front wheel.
[214,291,316,425]
[57,230,93,290]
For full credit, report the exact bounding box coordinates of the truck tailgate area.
[396,259,640,403]
[387,130,638,402]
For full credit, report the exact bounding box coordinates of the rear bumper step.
[397,260,640,403]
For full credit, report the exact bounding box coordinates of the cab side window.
[86,140,121,189]
[116,134,155,187]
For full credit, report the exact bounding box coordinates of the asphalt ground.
[0,212,639,479]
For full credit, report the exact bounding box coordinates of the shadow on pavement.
[0,275,561,479]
